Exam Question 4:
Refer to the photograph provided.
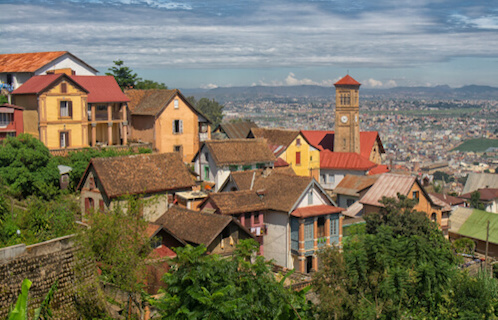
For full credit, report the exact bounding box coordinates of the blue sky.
[1,0,498,89]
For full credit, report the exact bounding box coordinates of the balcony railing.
[250,224,267,236]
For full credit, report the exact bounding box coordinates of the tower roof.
[334,75,361,86]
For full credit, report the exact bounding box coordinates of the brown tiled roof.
[460,188,498,201]
[360,173,417,207]
[0,51,98,73]
[205,190,266,215]
[218,121,258,139]
[428,194,452,212]
[429,192,465,206]
[334,174,379,197]
[154,206,251,246]
[81,153,194,198]
[249,128,299,155]
[205,139,276,166]
[291,205,343,218]
[125,89,178,115]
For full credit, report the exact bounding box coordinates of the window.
[204,166,209,180]
[229,165,238,172]
[200,123,208,133]
[173,119,183,134]
[412,190,420,203]
[317,217,325,238]
[431,212,437,222]
[174,145,183,157]
[320,174,327,184]
[174,99,179,109]
[330,218,337,235]
[99,200,105,212]
[346,199,355,207]
[243,165,252,171]
[244,212,252,227]
[61,82,67,93]
[256,163,265,169]
[296,138,301,146]
[85,197,94,215]
[308,189,313,205]
[6,132,15,138]
[296,151,301,165]
[60,101,73,118]
[97,105,106,111]
[0,113,12,127]
[254,212,260,224]
[6,74,12,86]
[60,131,69,148]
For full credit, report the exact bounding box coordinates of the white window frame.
[0,113,12,127]
[174,99,179,109]
[173,119,183,134]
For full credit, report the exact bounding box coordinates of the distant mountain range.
[181,84,498,102]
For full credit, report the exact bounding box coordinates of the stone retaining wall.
[0,235,95,319]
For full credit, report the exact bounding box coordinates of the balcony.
[250,224,267,236]
[199,132,209,142]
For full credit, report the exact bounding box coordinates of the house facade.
[126,89,211,162]
[192,139,276,191]
[77,153,195,222]
[201,170,344,273]
[0,103,23,139]
[0,51,97,90]
[12,73,129,149]
[249,128,320,179]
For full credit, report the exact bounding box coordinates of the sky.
[1,0,498,89]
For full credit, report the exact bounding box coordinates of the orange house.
[126,89,211,162]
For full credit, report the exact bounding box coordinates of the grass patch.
[452,138,498,152]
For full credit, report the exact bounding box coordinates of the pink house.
[0,103,23,139]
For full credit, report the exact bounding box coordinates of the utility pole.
[485,220,490,275]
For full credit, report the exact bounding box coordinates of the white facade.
[1,53,97,90]
[320,169,367,190]
[263,211,291,268]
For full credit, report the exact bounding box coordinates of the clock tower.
[334,75,361,153]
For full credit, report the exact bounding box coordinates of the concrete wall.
[263,211,290,268]
[0,235,96,319]
[130,115,155,146]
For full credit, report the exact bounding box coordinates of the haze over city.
[1,0,498,89]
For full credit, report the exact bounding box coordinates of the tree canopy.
[106,60,167,90]
[313,195,498,319]
[187,96,224,128]
[152,239,312,320]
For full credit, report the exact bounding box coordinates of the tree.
[470,190,485,210]
[0,134,59,199]
[152,239,312,319]
[106,60,167,90]
[106,60,141,90]
[187,96,224,128]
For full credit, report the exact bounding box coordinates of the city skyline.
[1,0,498,89]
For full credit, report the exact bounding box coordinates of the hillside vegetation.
[452,138,498,152]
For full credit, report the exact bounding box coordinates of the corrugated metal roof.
[360,173,416,207]
[334,174,379,197]
[0,51,68,72]
[454,208,498,243]
[462,173,498,194]
[320,150,377,171]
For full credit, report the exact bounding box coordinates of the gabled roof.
[77,153,194,198]
[202,139,276,166]
[321,150,377,171]
[460,188,498,201]
[334,174,379,197]
[360,173,434,207]
[12,74,129,103]
[125,89,210,122]
[0,103,24,111]
[462,173,498,194]
[0,51,98,73]
[71,76,129,103]
[428,194,452,212]
[334,75,361,86]
[204,190,266,215]
[154,206,254,246]
[300,130,384,159]
[367,164,390,175]
[249,128,300,156]
[215,121,258,139]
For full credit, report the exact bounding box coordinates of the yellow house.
[248,128,320,179]
[126,89,211,162]
[12,72,129,149]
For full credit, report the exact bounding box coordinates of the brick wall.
[0,235,96,319]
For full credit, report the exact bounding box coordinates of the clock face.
[341,115,348,123]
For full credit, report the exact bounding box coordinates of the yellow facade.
[280,134,320,179]
[408,183,442,226]
[155,95,211,162]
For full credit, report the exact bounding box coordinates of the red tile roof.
[300,130,384,159]
[368,164,390,175]
[460,188,498,201]
[12,74,128,103]
[320,150,377,171]
[150,245,177,258]
[429,192,465,206]
[291,204,343,218]
[0,51,68,73]
[274,157,289,167]
[71,76,129,103]
[12,74,68,94]
[334,75,361,86]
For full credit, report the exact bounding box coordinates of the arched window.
[431,212,437,222]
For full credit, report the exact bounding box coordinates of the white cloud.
[361,78,397,89]
[200,83,219,89]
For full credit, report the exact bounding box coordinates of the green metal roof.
[457,209,498,244]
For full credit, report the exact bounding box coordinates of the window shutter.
[68,101,73,117]
[172,120,175,133]
[99,200,105,212]
[180,120,183,133]
[61,82,67,93]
